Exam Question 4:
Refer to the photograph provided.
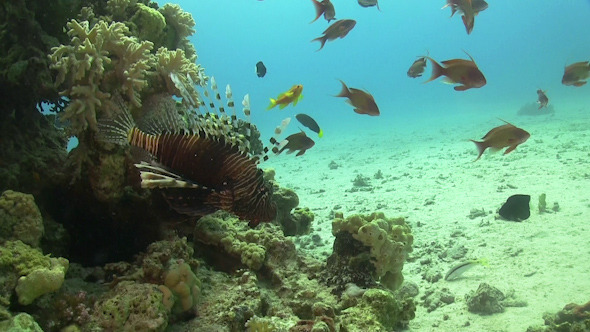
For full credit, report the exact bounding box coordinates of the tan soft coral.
[49,19,153,133]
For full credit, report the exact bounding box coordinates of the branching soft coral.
[49,19,153,133]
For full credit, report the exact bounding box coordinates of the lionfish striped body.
[99,74,289,227]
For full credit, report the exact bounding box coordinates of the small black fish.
[499,194,530,222]
[255,61,267,78]
[296,113,323,138]
[274,130,315,156]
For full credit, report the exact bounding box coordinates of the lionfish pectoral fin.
[135,162,203,189]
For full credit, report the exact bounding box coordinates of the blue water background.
[157,0,590,139]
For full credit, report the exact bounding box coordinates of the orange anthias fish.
[562,61,590,87]
[442,0,483,34]
[470,120,530,161]
[267,84,304,110]
[335,80,380,116]
[310,0,336,23]
[311,19,356,51]
[443,0,488,18]
[537,89,549,109]
[424,52,486,91]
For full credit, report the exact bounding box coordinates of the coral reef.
[326,212,413,292]
[527,300,590,332]
[272,186,314,236]
[0,190,44,247]
[89,281,169,331]
[0,240,69,308]
[48,3,205,135]
[339,288,415,331]
[0,313,43,332]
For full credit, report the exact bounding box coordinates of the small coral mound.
[465,283,505,314]
[326,212,413,291]
[0,190,44,247]
[340,288,415,331]
[89,282,169,331]
[0,240,69,307]
[527,300,590,332]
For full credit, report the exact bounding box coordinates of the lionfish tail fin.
[96,94,136,145]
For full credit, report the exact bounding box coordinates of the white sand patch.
[265,103,590,331]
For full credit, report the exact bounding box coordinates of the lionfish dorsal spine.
[256,117,291,164]
[96,94,137,145]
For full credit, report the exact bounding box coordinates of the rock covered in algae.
[0,190,44,247]
[327,211,413,291]
[0,313,43,332]
[527,300,590,332]
[0,240,69,306]
[89,281,169,332]
[465,282,505,314]
[102,235,201,320]
[339,288,415,331]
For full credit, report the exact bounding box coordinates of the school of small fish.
[252,0,589,161]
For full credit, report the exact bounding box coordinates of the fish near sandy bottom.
[424,52,486,91]
[267,84,304,110]
[311,19,356,51]
[445,258,489,281]
[499,194,530,222]
[274,130,315,156]
[470,120,530,161]
[310,0,336,23]
[537,89,548,109]
[296,113,323,138]
[97,76,290,227]
[335,80,380,116]
[562,61,590,87]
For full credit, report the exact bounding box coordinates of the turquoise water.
[159,0,590,139]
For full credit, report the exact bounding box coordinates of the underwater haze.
[159,0,590,138]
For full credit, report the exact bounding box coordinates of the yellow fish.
[267,84,304,110]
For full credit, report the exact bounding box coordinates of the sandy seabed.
[265,102,590,332]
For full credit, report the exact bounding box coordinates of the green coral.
[340,289,415,331]
[160,260,200,315]
[0,313,43,332]
[194,212,288,271]
[332,212,413,291]
[0,240,69,305]
[131,3,166,43]
[15,257,69,305]
[0,190,44,247]
[89,281,169,331]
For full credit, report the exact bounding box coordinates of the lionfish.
[98,73,290,227]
